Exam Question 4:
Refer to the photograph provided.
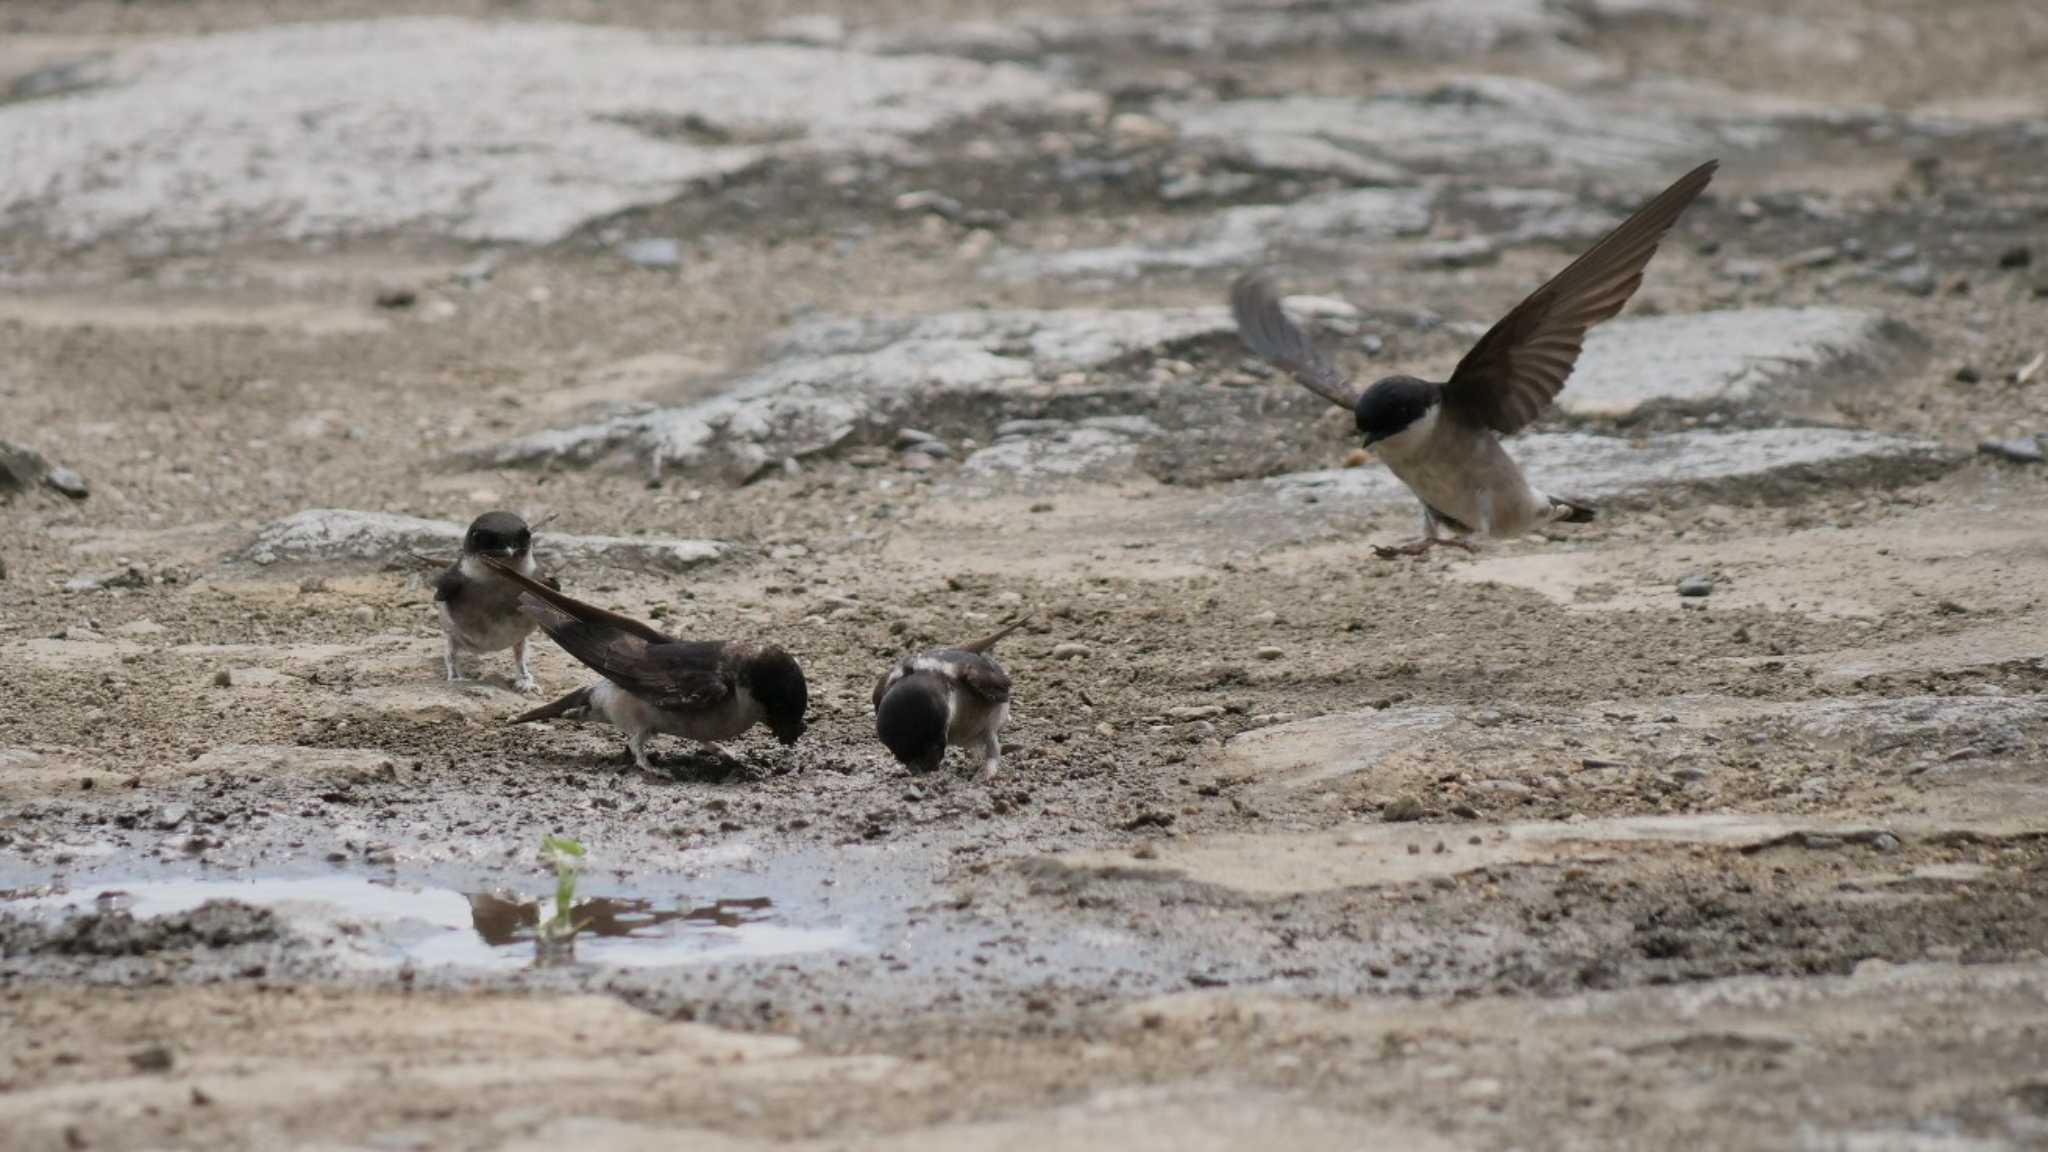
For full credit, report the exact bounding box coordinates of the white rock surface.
[244,510,729,572]
[474,308,1233,479]
[1267,428,1953,506]
[1166,76,1726,180]
[989,187,1434,281]
[965,417,1165,479]
[0,19,1065,245]
[1561,309,1900,418]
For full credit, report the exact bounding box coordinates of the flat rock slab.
[243,510,730,573]
[1265,427,1956,507]
[0,19,1066,245]
[1560,309,1907,418]
[1164,76,1728,182]
[1216,706,1456,795]
[987,186,1434,281]
[1056,813,1999,898]
[473,308,1233,480]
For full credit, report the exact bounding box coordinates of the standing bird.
[873,617,1029,781]
[487,560,809,772]
[433,511,557,692]
[1231,160,1718,557]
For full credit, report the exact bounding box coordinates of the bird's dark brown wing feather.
[482,557,669,643]
[934,650,1012,706]
[1229,270,1360,410]
[482,557,731,711]
[1442,160,1718,435]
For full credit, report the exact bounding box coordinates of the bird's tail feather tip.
[509,685,593,725]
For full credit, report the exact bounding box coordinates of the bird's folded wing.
[933,650,1012,706]
[522,595,734,711]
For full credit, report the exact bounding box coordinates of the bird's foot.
[513,674,541,695]
[1372,537,1477,560]
[445,670,470,683]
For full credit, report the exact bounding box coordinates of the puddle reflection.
[9,876,854,970]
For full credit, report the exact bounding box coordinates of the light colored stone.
[1166,76,1725,182]
[1266,427,1955,507]
[1559,309,1905,419]
[473,308,1232,480]
[243,510,730,573]
[1219,706,1455,794]
[0,19,1066,245]
[989,187,1433,280]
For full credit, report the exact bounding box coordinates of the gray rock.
[1163,76,1724,185]
[0,440,51,498]
[1051,642,1093,660]
[965,417,1163,480]
[1267,427,1954,507]
[1880,242,1919,266]
[1978,437,2045,465]
[1382,796,1426,823]
[1891,263,1938,296]
[1677,574,1714,597]
[244,509,730,573]
[155,804,190,830]
[894,428,939,448]
[990,186,1433,280]
[1871,832,1902,853]
[0,19,1069,245]
[1168,705,1226,721]
[1556,308,1904,419]
[471,307,1232,481]
[1255,645,1285,661]
[619,237,681,268]
[44,466,89,500]
[1409,236,1498,269]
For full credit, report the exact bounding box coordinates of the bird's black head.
[463,511,532,559]
[1354,376,1440,447]
[876,673,948,774]
[743,646,809,746]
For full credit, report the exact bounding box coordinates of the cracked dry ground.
[4,1,2048,1149]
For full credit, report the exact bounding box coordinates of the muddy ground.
[4,1,2048,1149]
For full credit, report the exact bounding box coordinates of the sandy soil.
[4,1,2048,1149]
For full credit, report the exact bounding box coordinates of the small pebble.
[1998,245,2033,269]
[619,237,682,268]
[129,1043,175,1073]
[45,467,90,500]
[1890,263,1936,296]
[1382,796,1425,823]
[1051,642,1092,660]
[298,575,329,594]
[373,286,417,309]
[1254,645,1284,661]
[1677,574,1714,598]
[350,605,376,626]
[1871,832,1901,853]
[1167,705,1225,721]
[1954,365,1982,384]
[1978,438,2044,465]
[155,804,190,831]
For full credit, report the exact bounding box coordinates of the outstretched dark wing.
[1441,160,1718,435]
[1229,271,1360,411]
[482,557,732,711]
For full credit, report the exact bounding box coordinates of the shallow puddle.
[9,874,858,970]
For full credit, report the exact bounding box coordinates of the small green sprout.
[535,834,587,953]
